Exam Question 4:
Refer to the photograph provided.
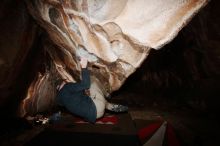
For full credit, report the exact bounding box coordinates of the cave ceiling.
[26,0,208,88]
[1,0,209,115]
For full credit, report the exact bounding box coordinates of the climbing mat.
[25,111,181,146]
[25,113,139,146]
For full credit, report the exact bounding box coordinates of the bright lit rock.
[20,0,208,115]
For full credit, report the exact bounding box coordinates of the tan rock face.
[20,0,208,116]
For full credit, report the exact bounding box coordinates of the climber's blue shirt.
[56,69,97,123]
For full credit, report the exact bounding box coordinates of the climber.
[56,57,128,123]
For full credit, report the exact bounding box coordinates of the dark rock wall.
[119,0,220,113]
[0,0,41,116]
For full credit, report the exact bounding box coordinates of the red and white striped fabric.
[138,121,180,146]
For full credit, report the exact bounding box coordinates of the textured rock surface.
[0,0,39,110]
[20,0,208,115]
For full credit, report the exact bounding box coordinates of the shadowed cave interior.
[0,0,220,146]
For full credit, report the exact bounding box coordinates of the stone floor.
[115,92,220,146]
[129,108,219,146]
[0,92,219,146]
